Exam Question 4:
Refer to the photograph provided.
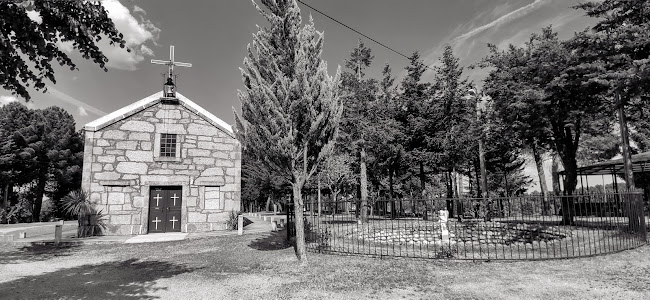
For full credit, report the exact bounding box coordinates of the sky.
[1,0,609,191]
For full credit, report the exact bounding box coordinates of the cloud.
[0,95,18,106]
[140,44,154,56]
[451,0,547,46]
[101,0,161,70]
[55,0,160,71]
[133,5,146,15]
[47,86,107,116]
[78,106,88,116]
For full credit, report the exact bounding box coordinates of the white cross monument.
[151,45,192,78]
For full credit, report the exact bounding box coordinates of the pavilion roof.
[559,151,650,176]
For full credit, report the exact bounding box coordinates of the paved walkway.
[0,213,286,246]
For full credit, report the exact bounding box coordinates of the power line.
[296,0,435,71]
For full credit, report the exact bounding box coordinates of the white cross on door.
[152,217,162,230]
[170,194,179,206]
[154,194,162,206]
[169,216,179,229]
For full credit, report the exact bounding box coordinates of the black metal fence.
[296,192,647,260]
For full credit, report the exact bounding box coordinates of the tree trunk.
[389,167,395,219]
[618,103,635,190]
[551,153,561,196]
[360,147,368,223]
[317,177,321,216]
[473,159,481,198]
[531,143,550,215]
[32,171,47,222]
[451,167,460,198]
[446,171,454,199]
[292,183,307,263]
[419,161,429,220]
[265,195,272,212]
[559,154,577,225]
[2,183,9,209]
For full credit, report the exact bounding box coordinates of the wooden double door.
[148,186,182,233]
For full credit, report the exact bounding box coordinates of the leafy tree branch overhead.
[0,0,128,101]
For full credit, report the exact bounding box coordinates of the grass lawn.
[0,230,649,299]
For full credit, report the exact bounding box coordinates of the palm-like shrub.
[62,190,106,237]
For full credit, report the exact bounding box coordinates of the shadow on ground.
[242,217,254,227]
[0,243,82,264]
[248,230,292,251]
[0,258,195,299]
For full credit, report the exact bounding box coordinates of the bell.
[163,77,175,98]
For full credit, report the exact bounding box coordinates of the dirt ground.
[1,230,649,299]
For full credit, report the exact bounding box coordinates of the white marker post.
[237,214,243,236]
[439,209,449,243]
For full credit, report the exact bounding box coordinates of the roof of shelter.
[559,151,650,176]
[83,91,234,138]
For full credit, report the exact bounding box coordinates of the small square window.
[160,133,177,157]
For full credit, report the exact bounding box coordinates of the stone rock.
[116,162,148,174]
[141,142,152,151]
[129,132,150,141]
[103,130,126,140]
[214,159,235,167]
[187,123,216,136]
[155,123,186,134]
[188,212,206,223]
[207,213,226,223]
[116,141,137,150]
[200,167,224,176]
[155,109,182,119]
[96,139,110,147]
[133,197,145,208]
[120,121,154,132]
[108,193,125,204]
[188,149,211,157]
[193,157,214,165]
[95,172,121,180]
[126,150,153,162]
[111,214,131,225]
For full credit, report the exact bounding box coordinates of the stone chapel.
[81,46,241,235]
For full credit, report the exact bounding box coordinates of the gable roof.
[83,91,235,138]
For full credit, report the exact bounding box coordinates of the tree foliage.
[0,102,83,222]
[0,0,128,101]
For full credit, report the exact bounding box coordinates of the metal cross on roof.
[151,45,192,78]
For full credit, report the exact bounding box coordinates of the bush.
[225,210,239,230]
[62,190,106,237]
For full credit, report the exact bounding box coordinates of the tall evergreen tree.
[339,40,375,223]
[235,0,342,262]
[431,45,473,199]
[396,52,432,198]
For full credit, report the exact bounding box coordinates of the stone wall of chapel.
[82,102,241,235]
